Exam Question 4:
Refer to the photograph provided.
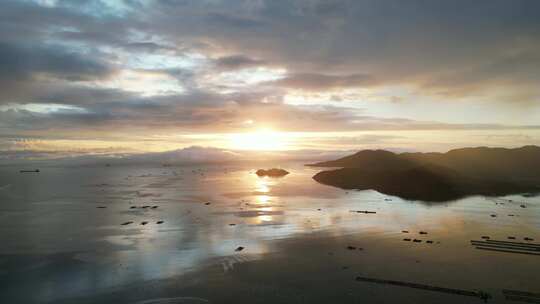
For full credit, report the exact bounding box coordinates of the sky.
[1,0,540,160]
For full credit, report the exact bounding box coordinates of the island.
[256,168,290,177]
[309,146,540,202]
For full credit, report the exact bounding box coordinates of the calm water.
[0,162,539,303]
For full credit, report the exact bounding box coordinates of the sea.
[0,162,539,303]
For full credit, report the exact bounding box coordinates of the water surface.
[0,163,539,303]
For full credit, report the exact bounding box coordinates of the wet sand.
[0,163,539,303]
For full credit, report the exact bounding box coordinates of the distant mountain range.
[309,146,540,201]
[1,146,351,166]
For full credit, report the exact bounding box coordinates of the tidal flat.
[0,163,539,303]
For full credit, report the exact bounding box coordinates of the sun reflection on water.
[255,177,271,193]
[256,195,271,204]
[258,215,273,222]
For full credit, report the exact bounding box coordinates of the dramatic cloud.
[214,55,267,70]
[271,73,378,90]
[1,0,540,159]
[0,42,113,81]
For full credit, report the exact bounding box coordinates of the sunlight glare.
[229,129,288,151]
[256,195,271,204]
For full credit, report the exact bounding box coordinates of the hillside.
[310,146,540,201]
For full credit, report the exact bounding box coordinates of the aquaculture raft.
[470,239,540,256]
[355,276,491,301]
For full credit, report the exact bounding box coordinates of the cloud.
[214,55,267,70]
[2,87,539,140]
[420,49,540,100]
[1,0,540,156]
[4,0,540,99]
[270,73,378,90]
[137,0,540,99]
[0,42,114,82]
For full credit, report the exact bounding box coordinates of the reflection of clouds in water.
[221,254,254,273]
[64,249,214,301]
[3,164,540,303]
[103,235,137,247]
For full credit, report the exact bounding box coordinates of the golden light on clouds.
[228,129,290,151]
[3,1,540,162]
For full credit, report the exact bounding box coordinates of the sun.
[228,128,288,151]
